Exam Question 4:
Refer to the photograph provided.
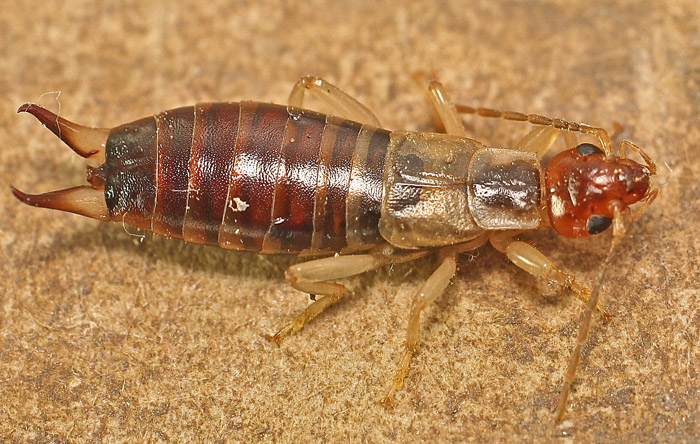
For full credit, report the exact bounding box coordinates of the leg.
[413,74,467,136]
[383,253,458,406]
[288,76,381,127]
[271,250,428,343]
[514,126,561,157]
[422,80,467,136]
[489,232,612,319]
[418,79,564,156]
[563,130,578,150]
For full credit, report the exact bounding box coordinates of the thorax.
[379,131,544,249]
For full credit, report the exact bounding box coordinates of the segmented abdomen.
[103,102,390,254]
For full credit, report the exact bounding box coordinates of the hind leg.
[288,76,381,126]
[272,250,428,343]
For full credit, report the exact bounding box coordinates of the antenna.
[554,208,625,423]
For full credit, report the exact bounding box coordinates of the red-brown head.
[545,143,654,238]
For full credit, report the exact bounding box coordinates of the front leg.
[489,232,612,319]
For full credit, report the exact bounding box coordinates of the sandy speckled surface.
[1,1,699,442]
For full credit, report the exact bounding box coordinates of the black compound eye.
[576,143,604,157]
[587,215,613,234]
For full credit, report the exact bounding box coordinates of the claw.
[17,103,109,162]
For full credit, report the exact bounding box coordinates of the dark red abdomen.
[103,102,390,254]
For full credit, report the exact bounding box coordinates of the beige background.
[1,1,698,442]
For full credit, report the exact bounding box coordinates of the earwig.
[12,76,658,423]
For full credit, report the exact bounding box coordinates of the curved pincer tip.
[10,185,30,204]
[17,102,109,161]
[17,103,33,114]
[17,103,60,126]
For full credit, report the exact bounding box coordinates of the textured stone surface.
[1,1,698,442]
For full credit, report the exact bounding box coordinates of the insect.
[12,76,657,422]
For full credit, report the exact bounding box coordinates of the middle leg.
[415,76,467,137]
[383,253,458,406]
